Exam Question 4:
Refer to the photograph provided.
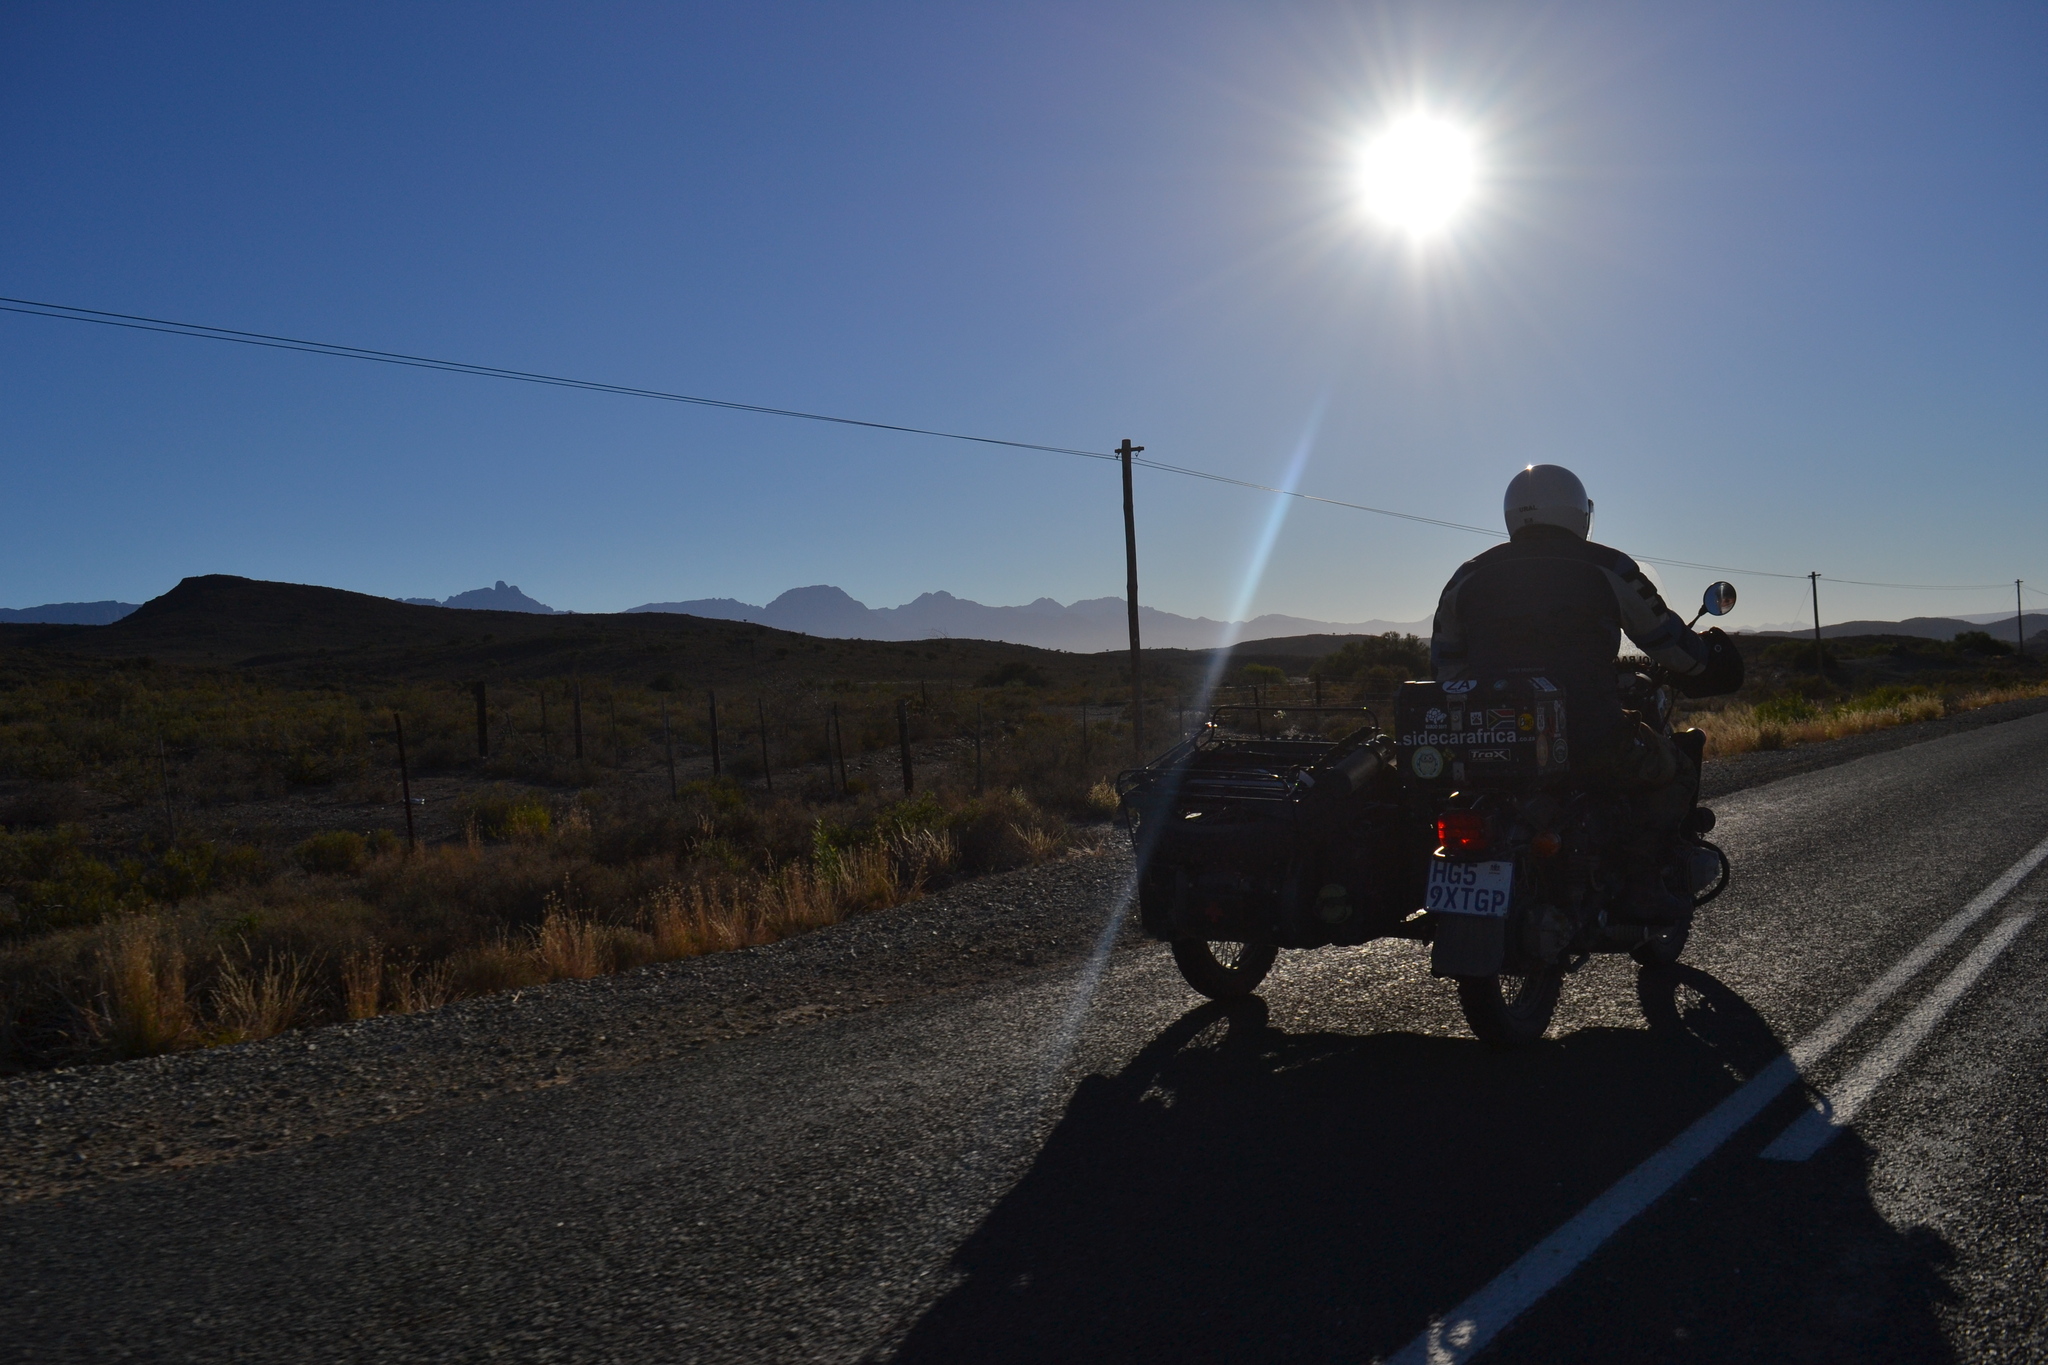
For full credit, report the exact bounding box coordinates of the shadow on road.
[885,966,1953,1364]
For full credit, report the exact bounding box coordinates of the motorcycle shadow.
[884,966,1954,1365]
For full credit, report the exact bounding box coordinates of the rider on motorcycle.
[1429,465,1744,919]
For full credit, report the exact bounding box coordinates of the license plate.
[1425,858,1514,916]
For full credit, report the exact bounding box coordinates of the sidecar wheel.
[1630,919,1691,967]
[1456,968,1563,1047]
[1170,940,1278,1000]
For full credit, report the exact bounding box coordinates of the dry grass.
[3,776,1080,1072]
[386,954,455,1014]
[340,943,383,1019]
[209,950,312,1044]
[91,917,193,1057]
[1690,681,2048,758]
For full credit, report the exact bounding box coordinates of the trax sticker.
[1411,746,1445,780]
[1469,749,1511,763]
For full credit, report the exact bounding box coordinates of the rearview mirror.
[1700,581,1737,617]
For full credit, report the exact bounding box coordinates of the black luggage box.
[1392,676,1570,789]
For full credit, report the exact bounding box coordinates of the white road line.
[1760,912,2036,1162]
[1386,830,2048,1365]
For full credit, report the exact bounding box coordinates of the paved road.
[9,712,2048,1363]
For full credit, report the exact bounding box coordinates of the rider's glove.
[1673,627,1745,698]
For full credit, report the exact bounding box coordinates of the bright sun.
[1356,114,1478,238]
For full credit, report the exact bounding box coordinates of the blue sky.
[4,2,2044,631]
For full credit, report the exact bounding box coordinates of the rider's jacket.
[1430,526,1712,757]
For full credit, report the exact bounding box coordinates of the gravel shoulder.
[0,848,1142,1204]
[6,691,2042,1206]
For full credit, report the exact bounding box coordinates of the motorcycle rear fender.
[1430,911,1507,977]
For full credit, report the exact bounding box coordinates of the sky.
[3,2,2045,632]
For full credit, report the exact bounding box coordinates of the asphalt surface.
[8,711,2048,1363]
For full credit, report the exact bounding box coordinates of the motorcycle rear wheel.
[1456,968,1564,1047]
[1170,939,1279,1000]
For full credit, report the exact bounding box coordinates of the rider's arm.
[1600,550,1711,677]
[1429,565,1471,681]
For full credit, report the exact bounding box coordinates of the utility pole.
[394,712,415,853]
[662,697,676,800]
[1119,438,1145,761]
[1809,572,1824,676]
[707,690,721,777]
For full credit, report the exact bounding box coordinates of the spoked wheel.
[1170,939,1278,1000]
[1456,967,1564,1047]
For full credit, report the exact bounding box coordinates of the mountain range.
[624,585,1431,653]
[5,581,2040,651]
[400,581,556,613]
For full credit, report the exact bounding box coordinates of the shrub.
[1753,693,1819,725]
[0,829,136,935]
[456,784,553,841]
[1954,631,2014,657]
[297,830,367,875]
[1313,633,1430,682]
[977,660,1048,688]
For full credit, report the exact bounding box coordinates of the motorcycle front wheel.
[1456,968,1564,1047]
[1170,940,1278,1000]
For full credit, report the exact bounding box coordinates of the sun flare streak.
[1191,400,1328,717]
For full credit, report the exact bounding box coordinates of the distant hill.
[628,585,1430,652]
[0,575,1145,689]
[1745,613,2046,642]
[0,601,139,625]
[401,581,556,613]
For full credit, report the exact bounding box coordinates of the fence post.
[662,697,677,800]
[974,698,983,795]
[757,696,773,792]
[157,732,175,844]
[708,689,721,776]
[394,712,415,853]
[832,702,849,795]
[1080,702,1090,772]
[897,698,913,793]
[474,680,489,759]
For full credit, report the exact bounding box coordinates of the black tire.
[1456,968,1564,1047]
[1170,940,1278,1000]
[1630,919,1691,967]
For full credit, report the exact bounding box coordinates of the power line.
[2,294,2036,595]
[0,296,1120,469]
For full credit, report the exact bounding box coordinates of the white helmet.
[1503,464,1593,539]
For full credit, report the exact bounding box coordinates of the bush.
[1752,693,1819,725]
[456,784,553,841]
[296,830,367,875]
[1312,633,1430,683]
[977,660,1048,688]
[1954,631,2014,657]
[0,828,136,935]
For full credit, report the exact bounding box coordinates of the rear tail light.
[1436,811,1490,855]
